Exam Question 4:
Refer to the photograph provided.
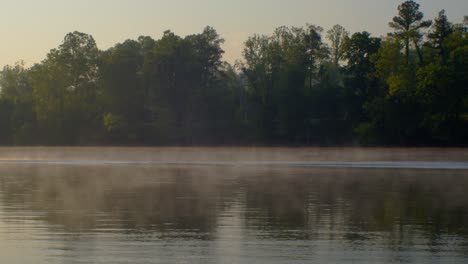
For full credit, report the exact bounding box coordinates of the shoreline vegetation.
[0,1,467,147]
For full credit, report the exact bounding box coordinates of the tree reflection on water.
[0,164,467,254]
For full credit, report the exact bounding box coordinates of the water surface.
[0,148,467,263]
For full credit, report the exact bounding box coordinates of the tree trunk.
[405,39,410,65]
[413,40,424,66]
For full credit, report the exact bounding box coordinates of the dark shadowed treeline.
[0,1,467,146]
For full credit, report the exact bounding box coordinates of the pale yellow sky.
[0,0,466,66]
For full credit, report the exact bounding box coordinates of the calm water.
[0,148,468,263]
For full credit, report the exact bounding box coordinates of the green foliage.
[427,10,453,61]
[327,24,349,66]
[342,32,381,128]
[103,113,127,133]
[389,0,432,65]
[28,31,100,144]
[0,1,466,146]
[240,25,335,143]
[0,62,36,145]
[0,99,13,144]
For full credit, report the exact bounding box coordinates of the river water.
[0,147,467,263]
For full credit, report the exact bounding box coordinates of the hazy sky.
[0,0,466,66]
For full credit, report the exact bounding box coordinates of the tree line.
[0,1,467,146]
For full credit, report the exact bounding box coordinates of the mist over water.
[0,148,467,263]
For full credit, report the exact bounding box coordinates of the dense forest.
[0,1,467,146]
